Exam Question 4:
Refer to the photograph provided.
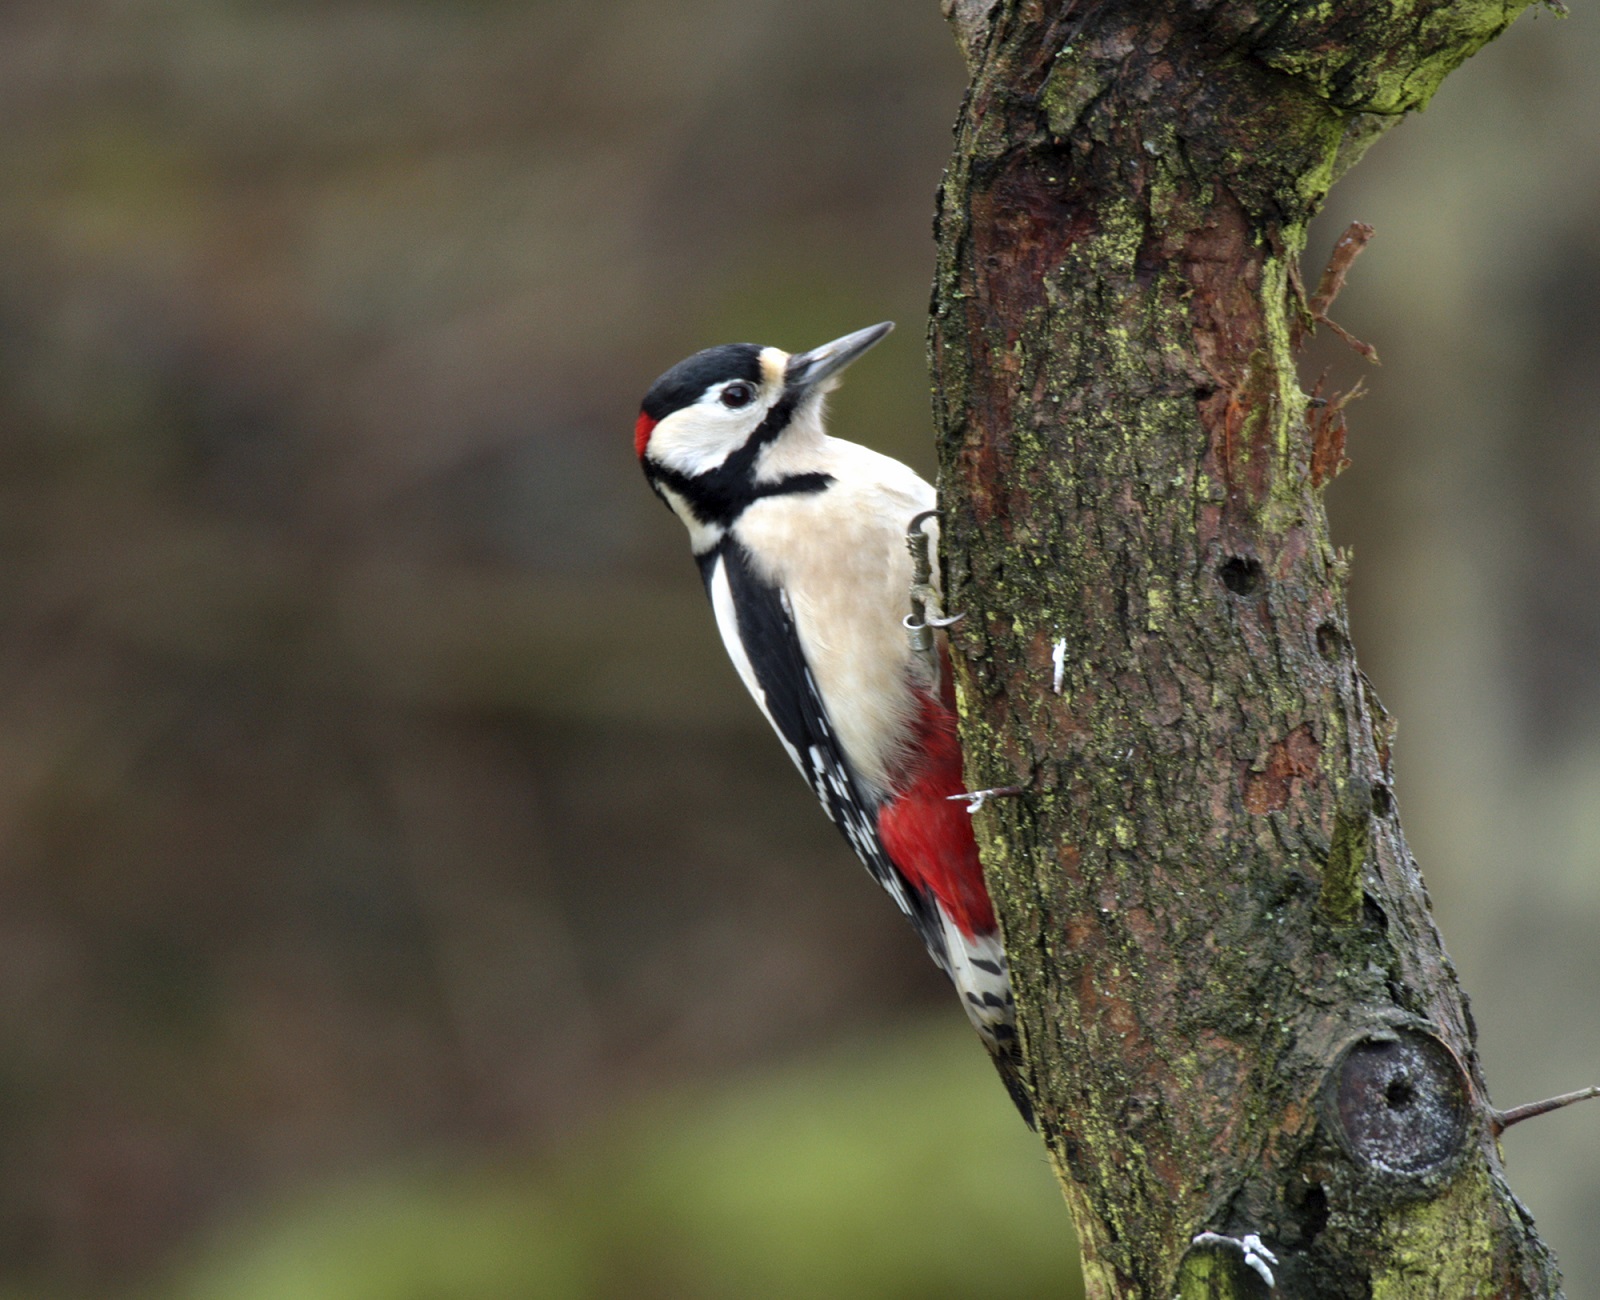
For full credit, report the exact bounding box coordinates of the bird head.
[634,321,893,481]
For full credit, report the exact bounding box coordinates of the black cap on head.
[641,343,763,421]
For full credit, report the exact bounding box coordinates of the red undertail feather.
[875,670,996,938]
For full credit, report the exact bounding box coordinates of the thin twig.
[1311,222,1376,320]
[1293,221,1381,362]
[1492,1085,1600,1136]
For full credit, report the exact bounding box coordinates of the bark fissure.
[931,1,1561,1296]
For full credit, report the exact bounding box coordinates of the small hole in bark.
[1372,783,1393,817]
[1316,620,1345,659]
[1385,1077,1415,1110]
[1219,556,1265,597]
[1302,1183,1330,1241]
[1286,1179,1330,1246]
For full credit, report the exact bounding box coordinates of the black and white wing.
[697,539,948,965]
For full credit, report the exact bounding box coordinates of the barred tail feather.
[938,915,1034,1129]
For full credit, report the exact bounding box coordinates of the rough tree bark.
[930,2,1564,1297]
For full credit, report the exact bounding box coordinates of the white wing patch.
[707,554,805,776]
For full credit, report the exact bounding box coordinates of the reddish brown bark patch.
[1243,723,1321,814]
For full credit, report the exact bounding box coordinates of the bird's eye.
[720,381,755,409]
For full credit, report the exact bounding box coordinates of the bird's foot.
[1190,1233,1279,1289]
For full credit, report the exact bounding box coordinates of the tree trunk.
[930,2,1563,1296]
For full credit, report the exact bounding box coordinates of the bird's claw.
[1190,1232,1278,1289]
[947,786,1024,814]
[903,607,965,633]
[905,519,960,667]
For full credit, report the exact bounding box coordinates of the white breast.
[732,437,937,797]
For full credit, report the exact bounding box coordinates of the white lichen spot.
[1052,638,1067,694]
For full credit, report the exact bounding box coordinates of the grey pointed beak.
[785,321,894,392]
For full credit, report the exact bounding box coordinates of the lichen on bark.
[930,1,1562,1296]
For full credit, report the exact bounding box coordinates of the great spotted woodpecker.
[636,322,1030,1124]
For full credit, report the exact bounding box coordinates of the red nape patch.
[877,680,996,938]
[634,411,657,459]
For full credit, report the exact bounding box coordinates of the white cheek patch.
[650,377,783,479]
[650,406,746,477]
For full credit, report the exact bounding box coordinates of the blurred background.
[0,1,1592,1297]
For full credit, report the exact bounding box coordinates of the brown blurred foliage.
[0,1,1595,1295]
[0,3,969,1291]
